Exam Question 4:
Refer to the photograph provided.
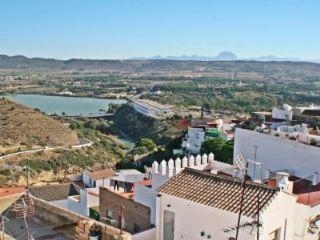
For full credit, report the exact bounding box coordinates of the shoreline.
[1,92,129,100]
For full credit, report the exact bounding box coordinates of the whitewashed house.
[82,168,115,188]
[134,153,238,225]
[182,123,234,154]
[272,104,293,121]
[270,124,320,146]
[181,127,206,154]
[233,128,320,181]
[233,127,320,239]
[156,168,297,240]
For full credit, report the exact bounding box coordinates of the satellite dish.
[235,153,247,171]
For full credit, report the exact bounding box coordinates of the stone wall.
[99,188,151,234]
[33,196,82,226]
[32,196,131,240]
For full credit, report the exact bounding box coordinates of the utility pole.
[120,206,124,235]
[23,165,32,240]
[235,162,248,240]
[257,191,260,240]
[252,145,257,181]
[0,217,4,240]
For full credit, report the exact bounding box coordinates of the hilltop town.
[1,59,320,239]
[1,1,320,239]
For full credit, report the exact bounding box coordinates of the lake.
[2,94,127,117]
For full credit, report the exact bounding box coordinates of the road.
[0,139,93,160]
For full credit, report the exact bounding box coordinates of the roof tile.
[158,168,279,217]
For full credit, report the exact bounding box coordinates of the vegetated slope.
[113,104,183,145]
[0,99,79,153]
[1,55,320,81]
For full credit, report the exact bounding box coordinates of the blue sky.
[0,0,319,59]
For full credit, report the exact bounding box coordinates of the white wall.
[134,173,170,225]
[182,127,205,154]
[272,106,293,120]
[132,228,157,240]
[234,128,320,181]
[50,199,69,209]
[96,178,111,188]
[156,193,256,240]
[260,191,297,240]
[83,173,93,188]
[66,188,99,217]
[83,173,111,188]
[293,203,310,240]
[68,190,88,216]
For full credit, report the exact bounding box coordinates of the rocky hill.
[0,99,79,154]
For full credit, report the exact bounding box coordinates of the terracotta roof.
[83,168,115,180]
[292,179,320,207]
[30,183,79,201]
[0,187,26,214]
[0,187,25,197]
[158,168,279,217]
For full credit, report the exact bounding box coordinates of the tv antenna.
[234,154,248,240]
[234,153,263,240]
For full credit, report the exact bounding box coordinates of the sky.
[0,0,319,60]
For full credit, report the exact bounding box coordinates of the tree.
[136,138,157,152]
[219,140,234,164]
[200,138,234,164]
[200,138,225,155]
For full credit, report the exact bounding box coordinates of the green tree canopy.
[136,138,157,152]
[200,138,225,155]
[200,138,234,164]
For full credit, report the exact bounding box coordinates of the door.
[163,210,175,240]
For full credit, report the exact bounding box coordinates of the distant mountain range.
[130,51,320,63]
[1,54,320,83]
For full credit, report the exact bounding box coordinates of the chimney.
[276,172,293,193]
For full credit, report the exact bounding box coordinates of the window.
[269,228,281,240]
[106,210,113,219]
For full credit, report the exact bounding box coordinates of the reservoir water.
[2,94,127,117]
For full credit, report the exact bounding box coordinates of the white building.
[156,168,297,240]
[272,104,293,121]
[270,124,320,146]
[82,168,115,188]
[134,153,238,225]
[58,91,74,96]
[131,99,173,118]
[234,128,320,181]
[51,187,99,217]
[181,127,206,154]
[51,169,145,218]
[182,125,234,154]
[295,104,320,115]
[181,118,236,155]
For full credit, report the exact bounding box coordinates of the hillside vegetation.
[113,104,183,145]
[0,99,79,154]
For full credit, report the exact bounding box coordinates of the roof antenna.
[234,154,248,240]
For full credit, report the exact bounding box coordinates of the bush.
[136,138,157,152]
